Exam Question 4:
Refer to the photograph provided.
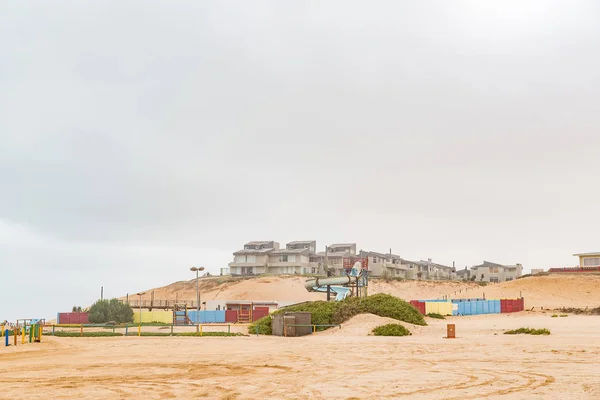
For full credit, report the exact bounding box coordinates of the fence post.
[138,325,141,337]
[125,325,128,336]
[200,324,203,337]
[22,327,25,344]
[228,325,230,334]
[52,325,55,336]
[80,325,83,337]
[5,329,8,346]
[170,324,173,336]
[14,328,17,346]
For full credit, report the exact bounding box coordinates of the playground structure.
[304,260,369,301]
[2,320,44,347]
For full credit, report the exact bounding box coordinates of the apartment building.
[358,250,407,278]
[229,240,321,276]
[573,252,600,268]
[267,241,320,275]
[313,243,357,275]
[471,261,523,282]
[401,259,456,280]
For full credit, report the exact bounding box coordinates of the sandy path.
[1,313,599,399]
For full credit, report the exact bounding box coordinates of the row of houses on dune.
[225,240,523,282]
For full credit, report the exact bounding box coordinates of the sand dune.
[126,274,600,310]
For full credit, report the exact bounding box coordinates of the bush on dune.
[249,294,426,335]
[372,323,411,336]
[504,327,551,335]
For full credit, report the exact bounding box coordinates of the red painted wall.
[58,312,89,324]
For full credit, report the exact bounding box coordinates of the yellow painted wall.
[425,302,453,316]
[133,311,173,324]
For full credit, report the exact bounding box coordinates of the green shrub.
[504,328,551,335]
[54,331,124,337]
[88,299,134,324]
[551,314,558,318]
[125,332,243,337]
[372,324,411,336]
[559,314,568,317]
[249,294,426,335]
[427,313,446,319]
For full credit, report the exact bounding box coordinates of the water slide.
[304,263,367,301]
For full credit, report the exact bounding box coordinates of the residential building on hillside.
[401,259,456,280]
[573,252,600,268]
[229,240,321,276]
[358,250,407,278]
[313,243,357,275]
[471,261,523,282]
[228,241,279,275]
[531,269,545,275]
[456,267,471,280]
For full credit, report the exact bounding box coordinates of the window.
[280,255,288,262]
[373,257,378,263]
[489,267,499,273]
[490,277,499,283]
[583,257,600,267]
[246,255,256,263]
[235,255,246,263]
[311,267,316,274]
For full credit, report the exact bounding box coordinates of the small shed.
[272,312,312,337]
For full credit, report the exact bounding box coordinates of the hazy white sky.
[1,1,599,321]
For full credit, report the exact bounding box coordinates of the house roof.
[244,241,274,246]
[471,261,520,270]
[271,248,310,255]
[328,243,356,248]
[315,251,351,258]
[233,248,274,255]
[574,252,600,257]
[287,240,315,245]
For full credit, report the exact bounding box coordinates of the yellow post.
[80,325,83,337]
[138,325,141,337]
[200,324,203,337]
[22,328,25,344]
[39,325,43,342]
[313,325,316,334]
[196,324,199,333]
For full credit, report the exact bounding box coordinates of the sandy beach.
[2,312,599,399]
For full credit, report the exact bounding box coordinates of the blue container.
[476,301,484,314]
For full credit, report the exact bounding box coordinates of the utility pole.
[101,286,103,301]
[325,246,331,301]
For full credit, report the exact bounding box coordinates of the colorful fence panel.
[133,311,173,324]
[409,300,426,315]
[225,310,238,323]
[57,312,89,324]
[424,302,453,316]
[188,311,226,323]
[500,298,524,313]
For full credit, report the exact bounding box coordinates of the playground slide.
[304,263,364,301]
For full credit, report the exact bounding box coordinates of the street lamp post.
[136,292,145,326]
[190,267,205,318]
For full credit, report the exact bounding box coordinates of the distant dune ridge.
[123,274,600,310]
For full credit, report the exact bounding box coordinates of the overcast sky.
[1,1,599,321]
